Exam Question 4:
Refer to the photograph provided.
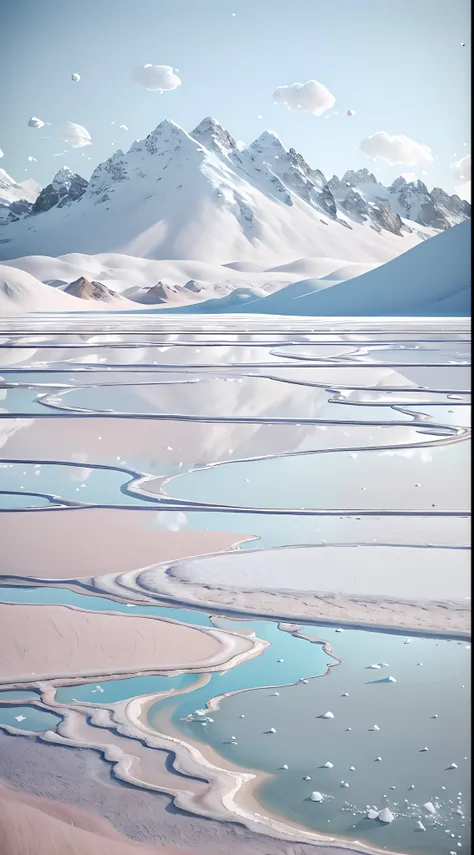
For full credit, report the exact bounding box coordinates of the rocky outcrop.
[63,277,120,301]
[32,167,88,214]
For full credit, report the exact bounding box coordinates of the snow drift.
[212,220,470,317]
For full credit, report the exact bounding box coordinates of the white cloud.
[132,64,181,92]
[359,132,434,166]
[400,172,417,182]
[451,153,471,181]
[273,80,335,116]
[59,122,92,148]
[451,155,471,202]
[455,181,471,202]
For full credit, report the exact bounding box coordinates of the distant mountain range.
[0,117,469,265]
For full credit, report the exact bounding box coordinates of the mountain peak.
[52,166,73,187]
[190,116,237,155]
[249,130,286,155]
[342,168,379,186]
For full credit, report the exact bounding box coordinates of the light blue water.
[163,443,468,511]
[154,628,471,855]
[56,672,200,705]
[0,705,62,732]
[0,689,40,701]
[0,462,150,507]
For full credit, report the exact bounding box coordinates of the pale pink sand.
[0,508,246,579]
[0,733,354,854]
[0,783,199,855]
[0,603,244,681]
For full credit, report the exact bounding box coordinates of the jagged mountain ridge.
[0,117,470,265]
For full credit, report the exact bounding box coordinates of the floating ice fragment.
[341,782,349,788]
[277,658,284,663]
[281,764,288,770]
[28,116,45,128]
[303,776,311,781]
[271,692,279,696]
[269,727,276,733]
[423,802,436,814]
[431,714,438,718]
[14,715,26,722]
[408,784,415,790]
[415,821,426,831]
[368,664,381,669]
[71,73,80,82]
[420,746,429,752]
[119,124,128,130]
[386,676,397,683]
[375,756,382,762]
[378,808,394,823]
[350,766,356,771]
[239,714,245,718]
[311,791,323,801]
[345,727,352,731]
[322,711,334,719]
[323,761,334,769]
[335,628,344,632]
[60,122,91,148]
[367,809,379,820]
[341,693,349,697]
[370,725,380,731]
[448,762,458,769]
[301,679,308,684]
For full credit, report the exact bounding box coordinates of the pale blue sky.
[1,0,470,194]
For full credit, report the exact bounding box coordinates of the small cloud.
[451,155,471,202]
[273,79,335,116]
[400,172,417,182]
[359,131,434,166]
[455,181,471,202]
[119,124,129,130]
[451,153,471,181]
[27,155,37,162]
[132,64,181,92]
[59,122,92,148]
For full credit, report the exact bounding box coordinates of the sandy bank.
[135,556,471,638]
[0,508,247,579]
[0,603,257,682]
[0,781,197,855]
[0,732,357,854]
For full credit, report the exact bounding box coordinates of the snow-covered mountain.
[329,169,470,230]
[0,117,468,269]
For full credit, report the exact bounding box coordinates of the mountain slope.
[238,220,471,316]
[0,118,445,267]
